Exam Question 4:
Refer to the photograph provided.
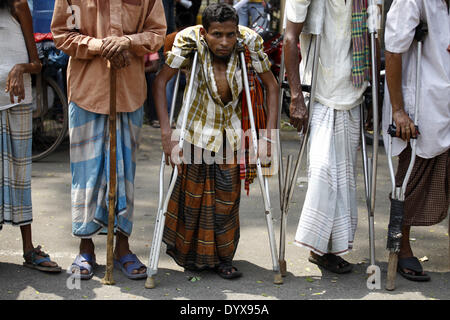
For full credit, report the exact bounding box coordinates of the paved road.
[0,124,449,300]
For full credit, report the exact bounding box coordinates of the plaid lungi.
[0,105,33,229]
[396,146,450,227]
[163,148,241,270]
[69,102,143,238]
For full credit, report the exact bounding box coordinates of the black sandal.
[308,253,353,274]
[215,264,242,280]
[398,257,430,282]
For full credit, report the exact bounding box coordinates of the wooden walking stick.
[102,63,117,285]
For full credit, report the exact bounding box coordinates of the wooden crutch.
[102,63,117,285]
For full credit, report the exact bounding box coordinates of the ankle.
[79,239,95,254]
[23,244,34,254]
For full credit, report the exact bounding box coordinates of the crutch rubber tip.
[273,273,284,285]
[145,276,156,289]
[385,283,396,291]
[279,260,287,277]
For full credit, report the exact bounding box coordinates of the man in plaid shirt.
[152,3,278,279]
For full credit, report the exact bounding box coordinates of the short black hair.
[202,3,239,31]
[0,0,13,10]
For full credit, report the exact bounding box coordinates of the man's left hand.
[101,36,131,60]
[258,137,272,166]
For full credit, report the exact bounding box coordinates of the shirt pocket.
[122,0,143,34]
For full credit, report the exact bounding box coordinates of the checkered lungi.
[0,105,33,229]
[396,146,450,226]
[163,147,241,270]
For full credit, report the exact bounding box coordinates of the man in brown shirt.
[51,0,166,280]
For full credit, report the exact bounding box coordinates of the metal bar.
[238,46,281,284]
[145,55,198,289]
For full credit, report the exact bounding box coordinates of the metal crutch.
[237,41,282,285]
[360,0,381,273]
[385,22,427,291]
[276,8,287,279]
[145,53,198,289]
[278,0,325,280]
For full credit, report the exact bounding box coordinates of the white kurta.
[382,0,450,159]
[286,0,365,255]
[286,0,368,110]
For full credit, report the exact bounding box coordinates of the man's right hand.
[101,36,131,60]
[162,131,183,172]
[392,108,417,141]
[289,95,308,134]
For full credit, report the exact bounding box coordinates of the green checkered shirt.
[166,25,271,153]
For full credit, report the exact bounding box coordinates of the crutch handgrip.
[387,124,420,138]
[414,22,428,42]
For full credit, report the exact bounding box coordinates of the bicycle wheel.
[32,75,68,161]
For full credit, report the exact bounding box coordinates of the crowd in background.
[145,0,271,128]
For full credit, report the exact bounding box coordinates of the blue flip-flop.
[114,253,147,280]
[67,253,97,280]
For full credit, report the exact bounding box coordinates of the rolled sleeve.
[241,27,271,74]
[125,0,167,56]
[51,0,102,59]
[165,27,197,69]
[385,0,421,54]
[286,0,311,24]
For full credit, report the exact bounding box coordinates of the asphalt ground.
[0,121,449,301]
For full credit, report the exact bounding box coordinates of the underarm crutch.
[145,52,198,289]
[385,22,427,291]
[237,41,282,285]
[278,0,324,280]
[360,0,381,272]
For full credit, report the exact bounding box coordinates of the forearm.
[51,0,102,59]
[261,75,279,134]
[152,72,172,136]
[385,51,404,113]
[14,62,41,75]
[14,0,41,74]
[284,21,303,101]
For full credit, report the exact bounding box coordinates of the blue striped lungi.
[0,105,33,230]
[69,102,143,238]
